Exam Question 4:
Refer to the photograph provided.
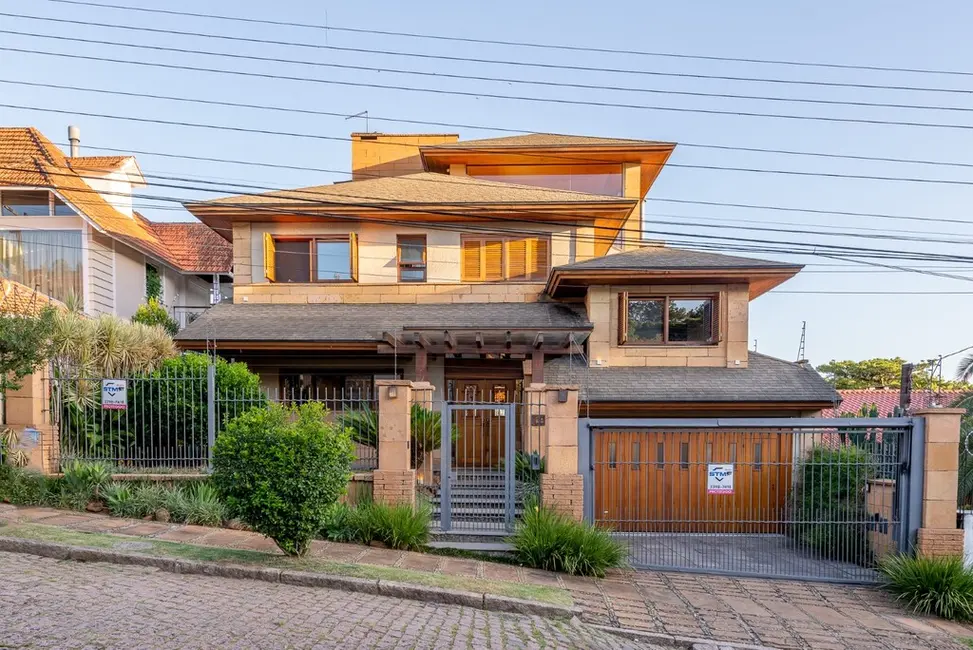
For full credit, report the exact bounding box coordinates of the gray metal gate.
[433,402,516,533]
[583,417,920,583]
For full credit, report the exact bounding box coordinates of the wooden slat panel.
[507,238,527,281]
[263,232,276,282]
[461,239,482,281]
[528,237,549,280]
[484,240,504,281]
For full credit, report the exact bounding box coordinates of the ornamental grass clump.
[211,402,354,556]
[511,503,626,577]
[879,554,973,621]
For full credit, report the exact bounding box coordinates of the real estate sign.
[707,464,734,495]
[101,379,128,410]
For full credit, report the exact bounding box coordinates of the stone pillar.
[4,366,58,474]
[372,380,416,506]
[914,408,965,556]
[528,384,583,521]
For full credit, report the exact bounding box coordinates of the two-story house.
[0,126,232,322]
[178,132,835,424]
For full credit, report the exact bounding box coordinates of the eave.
[545,267,803,300]
[175,340,380,352]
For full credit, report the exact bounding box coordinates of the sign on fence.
[101,379,128,410]
[707,464,734,495]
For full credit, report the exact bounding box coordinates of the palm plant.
[957,353,973,384]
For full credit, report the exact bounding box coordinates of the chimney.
[67,125,80,157]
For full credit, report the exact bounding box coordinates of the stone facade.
[372,470,416,506]
[539,474,584,521]
[371,380,417,506]
[917,528,964,557]
[528,385,584,522]
[914,408,964,557]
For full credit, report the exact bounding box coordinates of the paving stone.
[358,548,405,567]
[114,522,170,537]
[396,553,442,572]
[438,558,479,577]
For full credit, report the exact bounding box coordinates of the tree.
[0,306,56,393]
[132,298,179,336]
[816,357,969,390]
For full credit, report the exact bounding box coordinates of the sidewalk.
[2,504,971,650]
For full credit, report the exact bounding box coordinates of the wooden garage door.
[594,429,794,533]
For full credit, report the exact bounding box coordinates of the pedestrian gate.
[585,418,920,583]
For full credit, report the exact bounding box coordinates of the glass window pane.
[632,441,640,470]
[2,191,50,216]
[315,240,351,281]
[275,240,310,283]
[668,299,714,343]
[468,165,623,196]
[608,441,616,469]
[0,230,82,302]
[627,298,664,343]
[680,442,690,469]
[398,236,426,282]
[52,198,76,216]
[656,442,665,469]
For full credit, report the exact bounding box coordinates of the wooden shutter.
[617,291,629,344]
[527,237,549,280]
[507,238,528,281]
[461,238,482,281]
[484,240,504,281]
[349,232,359,282]
[263,232,276,282]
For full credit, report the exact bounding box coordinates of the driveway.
[0,551,666,650]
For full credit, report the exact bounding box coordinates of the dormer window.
[618,293,719,345]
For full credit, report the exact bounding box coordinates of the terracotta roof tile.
[150,221,232,273]
[68,155,132,171]
[0,278,64,316]
[822,389,968,417]
[0,127,226,274]
[423,133,674,149]
[201,171,635,207]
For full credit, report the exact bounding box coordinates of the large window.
[264,234,358,283]
[619,293,718,345]
[460,235,549,282]
[467,164,623,197]
[1,190,51,216]
[0,230,83,302]
[397,235,426,282]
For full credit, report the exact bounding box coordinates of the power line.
[35,0,973,80]
[6,15,973,100]
[9,46,973,132]
[7,99,973,194]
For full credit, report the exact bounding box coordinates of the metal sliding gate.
[432,402,517,533]
[585,417,920,583]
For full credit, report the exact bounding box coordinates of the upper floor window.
[263,233,358,283]
[0,229,82,302]
[1,190,51,216]
[467,164,623,197]
[619,293,718,345]
[397,235,427,282]
[460,235,550,282]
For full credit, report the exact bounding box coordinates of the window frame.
[459,235,551,283]
[270,234,358,284]
[618,292,720,346]
[396,235,427,283]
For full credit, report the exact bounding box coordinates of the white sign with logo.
[101,379,128,410]
[707,464,734,495]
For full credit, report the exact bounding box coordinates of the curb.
[589,624,781,650]
[0,536,581,621]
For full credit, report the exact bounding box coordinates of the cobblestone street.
[0,552,663,649]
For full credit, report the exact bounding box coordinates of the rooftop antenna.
[796,321,806,362]
[346,110,369,133]
[753,339,758,353]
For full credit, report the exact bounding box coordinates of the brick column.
[4,366,58,474]
[372,380,416,506]
[528,384,583,521]
[914,408,965,556]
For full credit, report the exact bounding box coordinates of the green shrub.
[101,482,141,518]
[211,403,354,556]
[790,445,874,565]
[183,482,227,527]
[320,502,358,543]
[61,460,112,495]
[132,298,179,336]
[511,504,627,577]
[879,554,973,621]
[0,467,51,506]
[132,483,168,515]
[322,500,431,551]
[163,485,192,522]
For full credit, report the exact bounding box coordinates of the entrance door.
[452,380,515,468]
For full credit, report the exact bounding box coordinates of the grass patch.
[0,523,570,606]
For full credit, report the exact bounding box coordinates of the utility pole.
[796,321,806,362]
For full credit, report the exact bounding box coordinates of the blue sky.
[2,0,972,374]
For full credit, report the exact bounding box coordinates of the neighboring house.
[177,131,836,418]
[0,126,232,324]
[0,277,64,316]
[822,389,967,417]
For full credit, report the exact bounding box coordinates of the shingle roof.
[424,134,674,149]
[0,278,65,316]
[68,156,131,171]
[544,353,838,404]
[554,246,799,271]
[0,128,227,274]
[150,222,233,274]
[821,389,968,417]
[175,302,590,342]
[201,171,634,207]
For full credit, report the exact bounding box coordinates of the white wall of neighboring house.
[75,163,141,218]
[86,229,114,316]
[114,242,147,320]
